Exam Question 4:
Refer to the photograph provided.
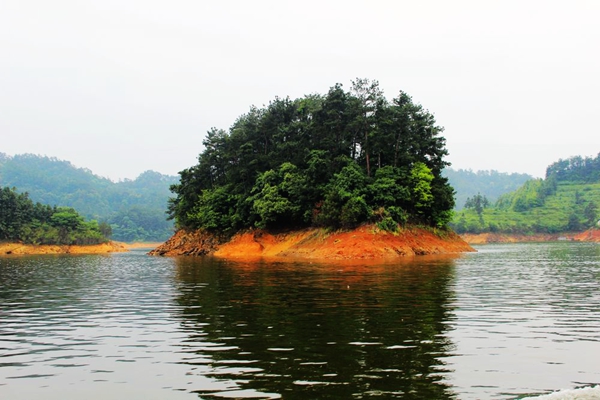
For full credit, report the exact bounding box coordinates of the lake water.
[1,243,599,399]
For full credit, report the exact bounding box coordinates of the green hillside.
[443,168,533,210]
[0,153,177,242]
[451,154,600,234]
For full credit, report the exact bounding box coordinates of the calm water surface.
[0,243,599,399]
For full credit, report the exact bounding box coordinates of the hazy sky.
[1,0,598,181]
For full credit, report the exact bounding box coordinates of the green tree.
[186,185,241,233]
[410,162,434,218]
[464,193,489,224]
[349,78,384,176]
[567,213,582,231]
[315,161,369,228]
[99,221,113,238]
[584,201,598,227]
[250,163,309,229]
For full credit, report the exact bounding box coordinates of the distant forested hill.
[444,168,533,210]
[0,153,178,242]
[452,154,600,234]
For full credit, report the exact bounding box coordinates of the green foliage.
[496,179,549,212]
[168,79,455,234]
[584,201,598,226]
[376,216,399,233]
[108,206,174,242]
[0,187,108,245]
[187,185,241,233]
[315,162,369,228]
[464,193,490,212]
[452,177,600,234]
[410,162,434,213]
[567,213,583,231]
[368,166,411,208]
[98,221,112,238]
[340,196,370,228]
[373,206,404,233]
[546,153,600,182]
[464,193,489,224]
[0,154,178,241]
[250,163,310,229]
[444,168,533,210]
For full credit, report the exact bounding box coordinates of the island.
[152,79,474,259]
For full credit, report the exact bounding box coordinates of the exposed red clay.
[150,225,475,260]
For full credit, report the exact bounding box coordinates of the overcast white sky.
[1,0,598,181]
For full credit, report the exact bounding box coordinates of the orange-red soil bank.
[149,225,475,260]
[460,233,559,244]
[460,228,600,244]
[0,241,128,255]
[573,228,600,242]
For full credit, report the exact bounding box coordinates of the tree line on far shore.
[0,186,110,245]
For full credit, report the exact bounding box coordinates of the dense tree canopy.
[168,80,454,234]
[0,186,108,245]
[546,153,600,183]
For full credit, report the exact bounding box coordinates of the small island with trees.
[152,79,473,259]
[0,186,125,255]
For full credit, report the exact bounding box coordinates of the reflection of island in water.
[172,256,460,399]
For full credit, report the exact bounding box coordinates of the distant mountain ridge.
[0,152,178,242]
[443,168,533,210]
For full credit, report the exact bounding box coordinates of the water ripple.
[1,243,599,399]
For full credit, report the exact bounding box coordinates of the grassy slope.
[452,181,600,234]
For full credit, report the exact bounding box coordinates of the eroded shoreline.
[149,225,475,260]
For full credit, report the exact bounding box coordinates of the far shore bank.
[124,242,165,249]
[149,225,475,260]
[0,241,128,255]
[460,228,600,244]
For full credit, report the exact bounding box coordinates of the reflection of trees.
[173,256,458,399]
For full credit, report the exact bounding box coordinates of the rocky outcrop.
[0,241,128,255]
[148,229,224,256]
[149,225,475,260]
